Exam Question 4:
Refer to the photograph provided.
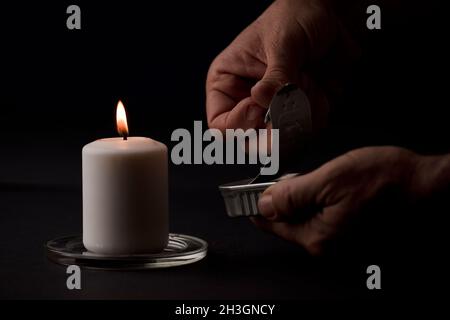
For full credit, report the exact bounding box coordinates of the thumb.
[251,67,292,108]
[257,174,320,222]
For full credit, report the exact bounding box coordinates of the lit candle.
[82,101,168,255]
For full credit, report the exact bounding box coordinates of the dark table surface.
[0,138,389,300]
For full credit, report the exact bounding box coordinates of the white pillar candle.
[82,101,168,255]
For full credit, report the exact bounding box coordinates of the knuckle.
[272,181,295,216]
[207,55,228,85]
[206,58,219,77]
[207,117,217,129]
[303,236,324,256]
[207,112,228,133]
[302,217,336,256]
[265,67,289,83]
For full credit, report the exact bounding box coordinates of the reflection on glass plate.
[46,234,207,270]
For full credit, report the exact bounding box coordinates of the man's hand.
[252,146,422,255]
[206,0,342,132]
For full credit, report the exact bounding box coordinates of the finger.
[250,216,326,256]
[257,172,321,222]
[207,96,266,132]
[250,27,307,107]
[250,216,301,243]
[206,51,267,132]
[250,68,291,108]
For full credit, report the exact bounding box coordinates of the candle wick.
[123,135,128,141]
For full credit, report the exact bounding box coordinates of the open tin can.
[219,179,275,217]
[219,84,313,217]
[219,173,300,217]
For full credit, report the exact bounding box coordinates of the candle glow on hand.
[116,100,129,140]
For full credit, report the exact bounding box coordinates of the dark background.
[0,0,448,300]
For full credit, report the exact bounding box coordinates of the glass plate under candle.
[46,234,207,270]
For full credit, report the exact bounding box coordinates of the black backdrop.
[2,1,449,185]
[2,1,272,138]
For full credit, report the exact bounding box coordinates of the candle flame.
[116,100,129,139]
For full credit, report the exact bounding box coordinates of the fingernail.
[258,194,276,219]
[246,105,263,121]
